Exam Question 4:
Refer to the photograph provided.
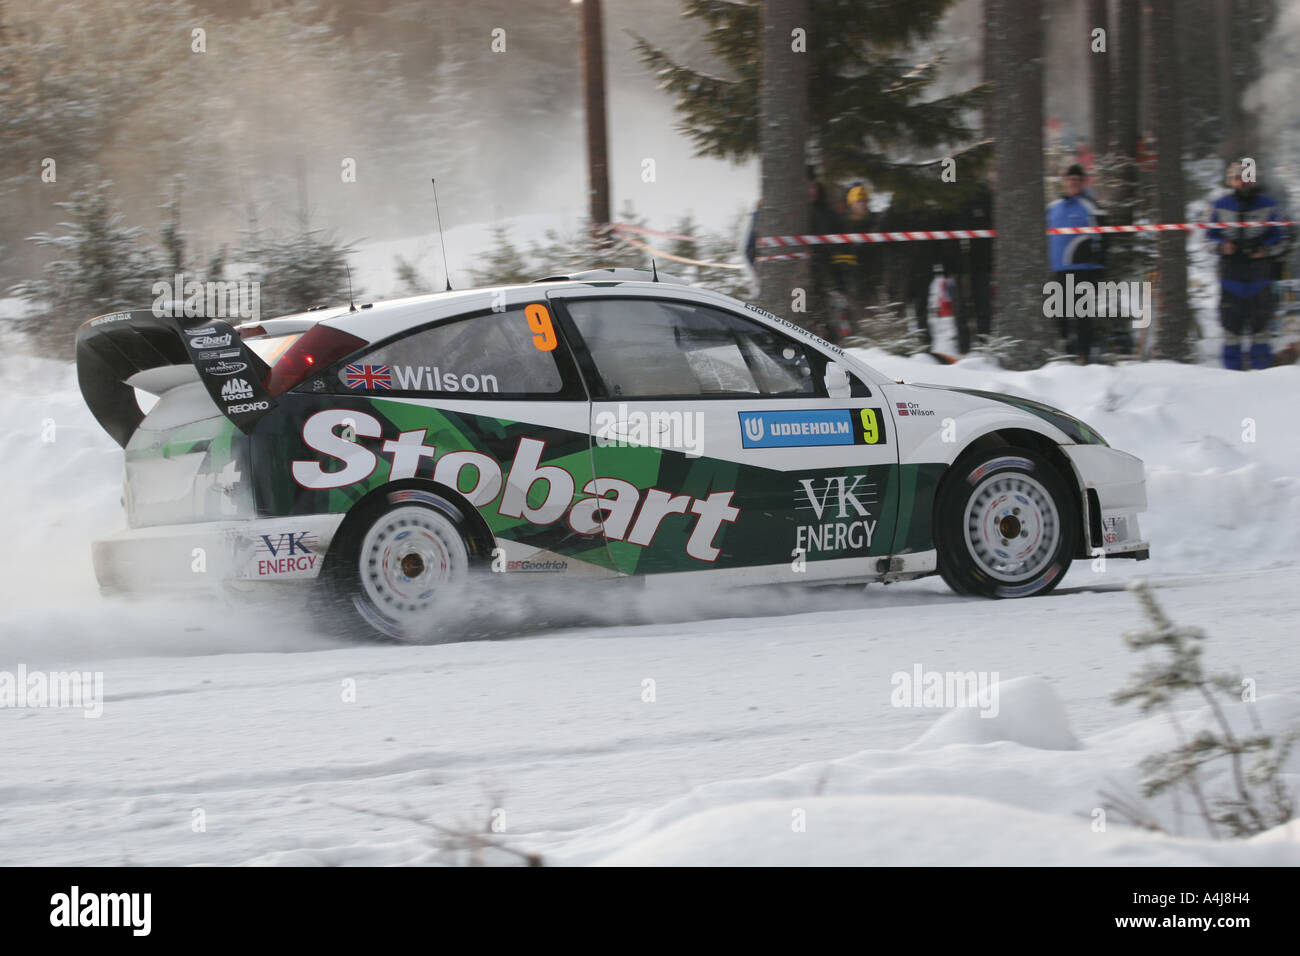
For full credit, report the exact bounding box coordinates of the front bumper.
[92,513,345,594]
[1061,444,1150,557]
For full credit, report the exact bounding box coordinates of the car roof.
[257,275,857,376]
[310,278,750,344]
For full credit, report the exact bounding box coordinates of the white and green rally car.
[76,269,1149,639]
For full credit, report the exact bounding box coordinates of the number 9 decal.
[525,303,558,352]
[860,408,880,444]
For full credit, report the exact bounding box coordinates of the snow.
[584,797,1275,867]
[909,676,1082,750]
[1,333,1298,866]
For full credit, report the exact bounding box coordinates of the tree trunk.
[1150,0,1192,361]
[991,0,1049,368]
[982,0,997,140]
[1216,0,1234,158]
[1176,1,1220,155]
[756,0,810,325]
[1112,0,1140,199]
[1088,0,1110,160]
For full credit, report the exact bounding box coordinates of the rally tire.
[317,492,474,642]
[934,446,1078,599]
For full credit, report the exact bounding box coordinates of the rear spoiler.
[75,309,277,447]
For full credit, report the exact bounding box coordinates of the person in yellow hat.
[831,182,880,313]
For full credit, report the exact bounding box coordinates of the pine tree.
[466,224,535,287]
[394,256,433,296]
[666,214,755,300]
[634,0,985,201]
[240,224,358,318]
[1104,581,1296,838]
[159,179,186,277]
[10,183,161,353]
[528,202,652,277]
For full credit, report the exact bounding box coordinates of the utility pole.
[580,0,611,235]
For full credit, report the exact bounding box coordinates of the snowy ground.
[2,341,1298,866]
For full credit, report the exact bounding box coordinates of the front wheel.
[318,493,473,641]
[935,447,1078,598]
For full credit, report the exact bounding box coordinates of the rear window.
[246,333,302,365]
[340,309,565,396]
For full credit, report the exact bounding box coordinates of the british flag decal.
[344,364,391,390]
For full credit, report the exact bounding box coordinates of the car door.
[548,289,900,582]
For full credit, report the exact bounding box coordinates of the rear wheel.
[935,447,1078,598]
[319,493,473,641]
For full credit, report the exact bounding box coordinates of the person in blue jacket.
[1047,164,1106,362]
[1207,162,1284,369]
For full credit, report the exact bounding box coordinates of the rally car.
[76,269,1148,639]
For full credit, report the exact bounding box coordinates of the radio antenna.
[345,262,357,312]
[651,258,659,282]
[431,178,452,291]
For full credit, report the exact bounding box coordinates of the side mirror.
[824,362,852,398]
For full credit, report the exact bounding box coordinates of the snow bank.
[545,691,1300,867]
[910,676,1081,751]
[589,796,1286,867]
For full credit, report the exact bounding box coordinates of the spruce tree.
[241,225,358,318]
[11,183,161,353]
[634,0,985,201]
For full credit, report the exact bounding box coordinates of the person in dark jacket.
[829,183,879,312]
[1046,163,1106,362]
[808,176,846,339]
[954,180,994,353]
[1207,162,1284,369]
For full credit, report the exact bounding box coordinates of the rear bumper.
[92,513,345,593]
[1061,444,1150,557]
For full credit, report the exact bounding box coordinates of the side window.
[565,298,820,399]
[337,307,566,397]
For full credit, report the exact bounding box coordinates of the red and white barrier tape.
[756,221,1297,247]
[752,221,1297,261]
[604,219,1297,265]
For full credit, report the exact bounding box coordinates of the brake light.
[265,325,368,396]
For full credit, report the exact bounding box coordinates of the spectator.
[1207,162,1284,369]
[881,194,933,346]
[955,179,994,353]
[808,174,845,340]
[830,183,879,312]
[882,194,960,350]
[742,200,760,273]
[1046,163,1106,363]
